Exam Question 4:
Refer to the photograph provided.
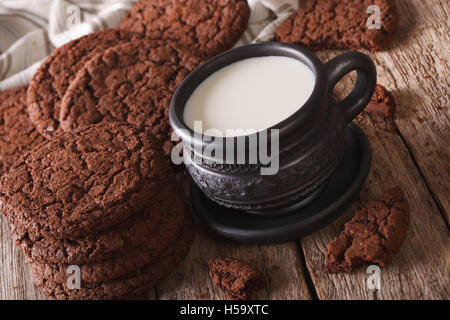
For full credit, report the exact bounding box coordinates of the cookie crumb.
[207,257,266,300]
[169,294,177,300]
[365,85,396,118]
[325,187,410,273]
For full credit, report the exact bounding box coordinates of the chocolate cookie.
[13,179,186,266]
[325,187,410,273]
[276,0,398,52]
[365,84,396,118]
[0,86,45,176]
[119,0,249,60]
[32,218,194,300]
[27,29,144,138]
[59,39,201,154]
[13,177,184,264]
[207,257,267,300]
[26,193,189,283]
[0,121,168,239]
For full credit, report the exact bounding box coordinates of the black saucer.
[190,123,371,244]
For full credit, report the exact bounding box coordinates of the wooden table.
[1,0,448,300]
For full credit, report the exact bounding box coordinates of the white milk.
[183,56,315,137]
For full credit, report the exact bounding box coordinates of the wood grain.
[0,215,47,300]
[155,218,312,300]
[300,112,450,299]
[371,0,450,223]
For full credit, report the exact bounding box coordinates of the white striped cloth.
[0,0,298,91]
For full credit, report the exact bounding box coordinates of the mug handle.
[325,51,377,123]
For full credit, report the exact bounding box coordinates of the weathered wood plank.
[0,215,46,300]
[300,55,449,299]
[156,220,312,300]
[371,0,450,222]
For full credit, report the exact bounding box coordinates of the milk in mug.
[183,56,315,137]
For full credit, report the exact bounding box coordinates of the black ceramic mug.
[170,43,376,212]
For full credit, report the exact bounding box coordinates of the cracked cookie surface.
[27,29,144,139]
[119,0,250,59]
[325,187,410,273]
[0,86,45,176]
[276,0,398,51]
[0,121,168,239]
[59,39,201,155]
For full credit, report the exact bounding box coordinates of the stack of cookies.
[0,30,199,300]
[0,121,194,299]
[0,0,251,300]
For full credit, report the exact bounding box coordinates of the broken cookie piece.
[325,187,410,273]
[207,257,266,300]
[365,84,396,118]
